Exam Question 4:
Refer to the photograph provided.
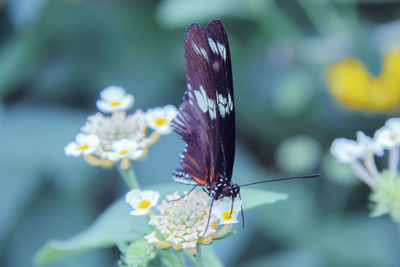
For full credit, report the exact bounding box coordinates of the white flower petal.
[145,105,178,135]
[144,232,160,244]
[125,189,160,216]
[374,126,400,149]
[330,138,363,163]
[212,199,241,225]
[96,86,134,113]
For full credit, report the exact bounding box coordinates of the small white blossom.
[330,138,364,163]
[96,86,134,113]
[386,118,400,131]
[64,133,100,156]
[212,199,242,225]
[356,131,384,157]
[145,105,178,135]
[105,139,144,161]
[374,125,400,150]
[126,189,160,216]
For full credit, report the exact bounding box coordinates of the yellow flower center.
[155,117,167,126]
[391,134,397,140]
[119,150,130,156]
[110,101,121,107]
[138,200,151,209]
[222,210,236,221]
[77,144,89,150]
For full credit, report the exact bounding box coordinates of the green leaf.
[34,199,149,265]
[241,188,288,211]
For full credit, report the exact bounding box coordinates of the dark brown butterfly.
[171,20,319,227]
[171,19,238,202]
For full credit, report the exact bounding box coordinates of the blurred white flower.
[330,138,363,163]
[212,199,242,225]
[126,189,160,216]
[374,125,400,150]
[96,86,134,113]
[106,139,144,161]
[145,105,178,135]
[64,133,100,156]
[80,111,146,159]
[356,131,384,157]
[331,117,400,225]
[386,118,400,131]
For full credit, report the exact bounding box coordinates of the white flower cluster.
[125,189,241,255]
[331,118,400,187]
[331,118,400,223]
[64,86,177,169]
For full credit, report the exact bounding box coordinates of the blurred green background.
[1,0,400,266]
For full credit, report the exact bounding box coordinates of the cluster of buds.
[64,86,177,169]
[125,189,241,255]
[118,239,156,267]
[331,118,400,223]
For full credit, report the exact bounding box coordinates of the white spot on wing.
[200,47,208,61]
[217,92,231,117]
[192,41,200,55]
[208,98,216,119]
[228,93,233,111]
[217,42,226,61]
[194,86,208,113]
[208,38,218,54]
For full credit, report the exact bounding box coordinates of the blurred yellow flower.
[327,48,400,112]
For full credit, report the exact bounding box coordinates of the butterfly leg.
[169,184,199,202]
[239,192,244,228]
[203,197,215,236]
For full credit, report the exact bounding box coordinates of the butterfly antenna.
[239,192,244,228]
[168,185,199,202]
[203,198,215,236]
[239,174,320,187]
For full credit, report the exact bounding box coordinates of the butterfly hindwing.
[172,19,235,191]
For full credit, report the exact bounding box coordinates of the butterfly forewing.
[172,19,235,193]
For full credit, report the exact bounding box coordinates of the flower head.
[144,191,236,255]
[126,189,160,216]
[331,117,400,225]
[96,86,134,113]
[145,105,178,135]
[76,110,149,169]
[64,133,100,156]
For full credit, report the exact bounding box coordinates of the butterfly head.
[220,182,240,199]
[208,173,240,200]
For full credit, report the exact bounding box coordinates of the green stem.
[195,246,205,267]
[117,165,140,189]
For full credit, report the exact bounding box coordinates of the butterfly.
[171,20,319,223]
[171,19,238,203]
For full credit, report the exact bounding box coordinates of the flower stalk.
[118,165,140,189]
